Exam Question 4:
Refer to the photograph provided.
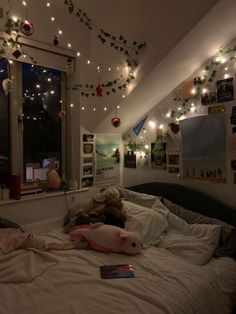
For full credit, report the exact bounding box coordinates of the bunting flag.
[133,116,148,136]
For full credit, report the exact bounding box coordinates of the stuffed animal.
[69,222,142,255]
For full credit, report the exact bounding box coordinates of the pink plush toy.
[69,223,142,255]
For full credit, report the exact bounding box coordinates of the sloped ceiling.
[73,0,220,132]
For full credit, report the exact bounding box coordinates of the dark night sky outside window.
[0,59,10,185]
[22,63,61,181]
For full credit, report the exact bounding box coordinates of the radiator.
[22,216,64,235]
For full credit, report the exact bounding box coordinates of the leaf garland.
[71,73,135,97]
[170,45,236,123]
[63,0,146,67]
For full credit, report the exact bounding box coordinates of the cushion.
[162,198,233,245]
[122,200,168,245]
[158,208,222,265]
[120,186,162,208]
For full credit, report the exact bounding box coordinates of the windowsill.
[0,188,89,205]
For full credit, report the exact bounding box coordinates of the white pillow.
[121,188,162,208]
[122,200,168,245]
[160,211,222,265]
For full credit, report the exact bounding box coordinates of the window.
[0,58,10,185]
[22,63,62,182]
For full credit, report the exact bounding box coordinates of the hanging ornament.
[58,110,66,118]
[170,122,180,134]
[111,109,121,128]
[96,85,103,97]
[12,49,22,59]
[2,79,13,96]
[53,35,59,46]
[96,66,103,96]
[20,20,34,36]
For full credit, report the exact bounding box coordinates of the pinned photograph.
[216,77,234,103]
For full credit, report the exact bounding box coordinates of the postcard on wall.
[83,156,93,164]
[181,80,194,100]
[166,141,181,153]
[168,154,180,166]
[83,165,93,176]
[81,176,93,188]
[201,91,217,106]
[83,143,94,154]
[180,114,226,183]
[216,77,234,103]
[208,105,225,114]
[83,134,94,142]
[124,149,136,168]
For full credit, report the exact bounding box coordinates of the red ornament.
[20,20,34,36]
[96,85,103,97]
[170,122,180,134]
[58,110,66,119]
[111,116,121,128]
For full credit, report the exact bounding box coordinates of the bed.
[0,182,236,314]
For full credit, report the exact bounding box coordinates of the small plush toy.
[2,78,13,96]
[69,223,142,255]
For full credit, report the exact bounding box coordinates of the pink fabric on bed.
[0,228,47,254]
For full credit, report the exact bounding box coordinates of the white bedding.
[0,229,235,314]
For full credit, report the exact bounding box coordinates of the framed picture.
[82,177,93,188]
[201,91,216,106]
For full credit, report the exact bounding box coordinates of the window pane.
[22,63,61,182]
[0,59,10,185]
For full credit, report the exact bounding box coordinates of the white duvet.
[0,229,235,314]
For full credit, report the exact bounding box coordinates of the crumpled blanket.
[0,228,73,254]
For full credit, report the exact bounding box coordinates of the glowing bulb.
[202,88,207,94]
[12,16,18,22]
[76,51,81,57]
[108,67,111,71]
[224,73,229,79]
[36,84,40,88]
[140,136,143,139]
[178,107,182,111]
[144,144,149,149]
[122,95,125,98]
[93,108,96,111]
[97,66,100,71]
[70,103,74,108]
[23,54,26,58]
[104,107,107,111]
[143,129,146,133]
[8,60,13,64]
[191,103,195,107]
[117,105,120,109]
[46,2,51,7]
[58,29,63,35]
[148,120,156,128]
[87,60,91,64]
[159,124,164,129]
[67,43,71,48]
[48,78,51,82]
[191,88,196,95]
[22,1,27,6]
[117,67,119,70]
[166,112,171,118]
[224,67,228,71]
[190,106,196,112]
[51,17,55,21]
[81,106,85,110]
[50,90,55,94]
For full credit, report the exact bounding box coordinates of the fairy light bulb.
[22,1,27,6]
[46,2,51,7]
[122,95,125,98]
[117,105,120,109]
[58,29,63,35]
[51,17,55,22]
[224,73,229,79]
[48,78,51,82]
[70,103,74,108]
[191,88,196,95]
[93,108,96,111]
[76,51,81,57]
[104,107,107,111]
[202,88,207,94]
[12,16,18,22]
[108,67,111,71]
[67,43,71,48]
[87,60,91,65]
[166,112,171,118]
[81,106,85,110]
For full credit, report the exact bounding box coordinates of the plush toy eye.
[131,242,136,247]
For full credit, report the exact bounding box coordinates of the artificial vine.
[71,73,135,97]
[63,0,146,67]
[170,44,236,123]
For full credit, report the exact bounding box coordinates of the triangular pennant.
[133,116,148,136]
